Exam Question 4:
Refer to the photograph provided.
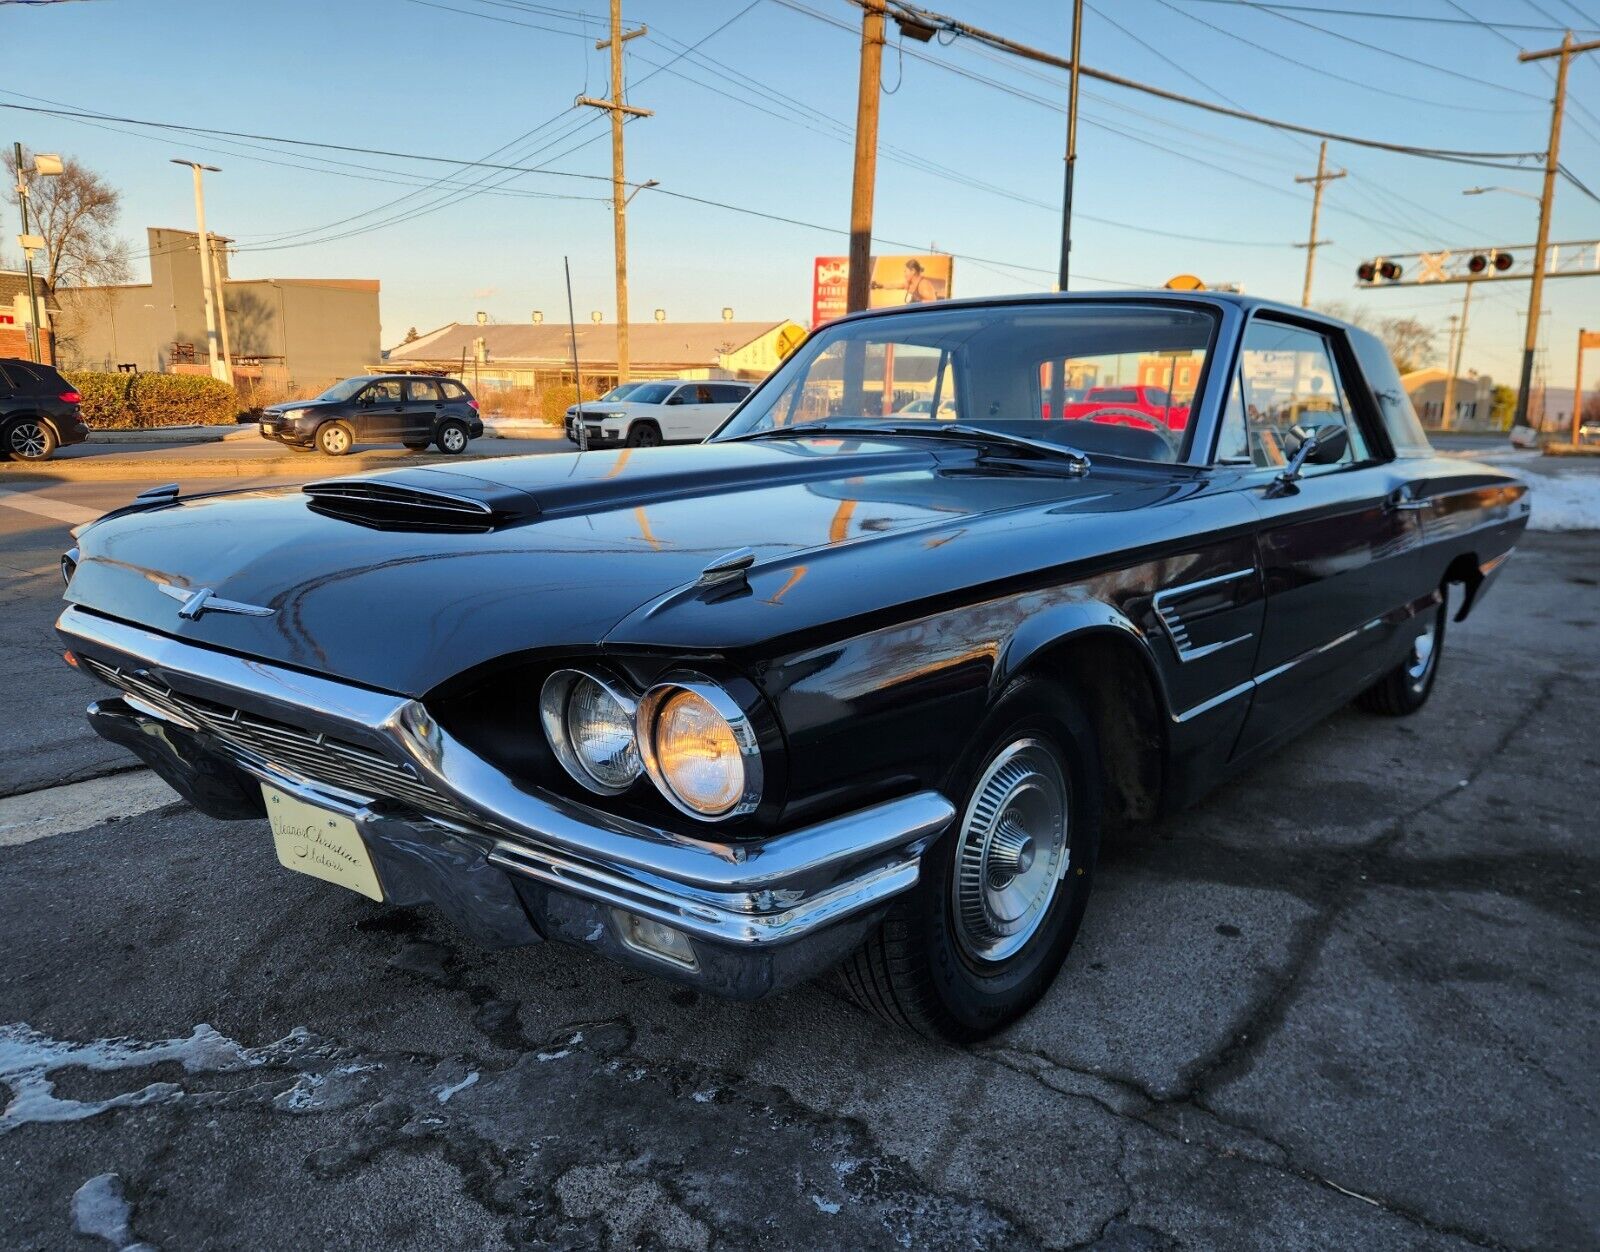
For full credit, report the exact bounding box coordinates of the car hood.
[262,399,340,416]
[64,438,1198,696]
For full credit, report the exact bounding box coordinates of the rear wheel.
[5,418,58,462]
[626,421,662,448]
[1356,595,1447,716]
[316,422,355,456]
[837,675,1101,1041]
[435,420,469,455]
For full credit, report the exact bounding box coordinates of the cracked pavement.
[0,460,1596,1248]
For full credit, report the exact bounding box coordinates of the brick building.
[0,271,57,362]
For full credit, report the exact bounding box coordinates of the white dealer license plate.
[263,784,384,901]
[258,422,270,434]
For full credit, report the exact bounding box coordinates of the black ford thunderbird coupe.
[56,293,1529,1040]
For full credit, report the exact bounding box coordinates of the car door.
[660,384,708,441]
[358,378,407,439]
[1223,317,1428,759]
[403,378,442,439]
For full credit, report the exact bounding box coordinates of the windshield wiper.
[725,419,1091,475]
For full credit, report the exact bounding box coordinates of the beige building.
[384,318,807,392]
[57,227,379,391]
[1402,368,1498,430]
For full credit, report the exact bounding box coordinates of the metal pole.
[1058,0,1084,291]
[13,143,44,364]
[210,233,233,379]
[565,256,587,451]
[1441,281,1473,430]
[1513,32,1600,429]
[1295,140,1344,308]
[846,0,886,315]
[1441,315,1459,431]
[175,161,228,383]
[1573,328,1587,444]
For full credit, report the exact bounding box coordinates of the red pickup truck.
[1052,385,1190,433]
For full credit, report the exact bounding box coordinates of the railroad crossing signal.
[1356,240,1600,287]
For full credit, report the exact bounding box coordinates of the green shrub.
[536,382,603,426]
[65,371,238,429]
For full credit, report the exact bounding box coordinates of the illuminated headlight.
[540,669,642,794]
[638,677,762,820]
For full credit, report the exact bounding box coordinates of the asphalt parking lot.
[1,441,1596,1250]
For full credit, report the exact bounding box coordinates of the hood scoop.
[303,469,540,532]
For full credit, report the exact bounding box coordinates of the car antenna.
[564,255,587,452]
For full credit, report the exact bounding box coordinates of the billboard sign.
[811,254,953,326]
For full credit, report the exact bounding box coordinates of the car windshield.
[598,382,644,402]
[314,378,371,402]
[716,302,1216,463]
[627,383,676,405]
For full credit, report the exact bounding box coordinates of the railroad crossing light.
[1494,251,1514,271]
[1357,261,1377,283]
[1468,254,1488,274]
[1358,259,1403,283]
[1379,260,1402,281]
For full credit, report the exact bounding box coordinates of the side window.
[708,384,745,403]
[1235,321,1370,470]
[365,380,403,404]
[440,379,466,400]
[406,379,441,402]
[694,385,716,404]
[667,386,692,405]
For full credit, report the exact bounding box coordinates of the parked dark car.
[257,374,482,456]
[1,357,88,463]
[56,293,1529,1040]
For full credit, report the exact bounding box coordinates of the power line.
[774,0,1543,163]
[1171,0,1598,34]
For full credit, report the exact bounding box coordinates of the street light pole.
[1513,32,1600,431]
[170,159,229,383]
[12,142,51,364]
[1057,0,1084,292]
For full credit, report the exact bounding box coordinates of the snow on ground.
[1520,470,1600,531]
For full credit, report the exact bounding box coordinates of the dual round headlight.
[539,669,760,820]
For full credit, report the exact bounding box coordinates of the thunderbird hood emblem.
[157,582,275,621]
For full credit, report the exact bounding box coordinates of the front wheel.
[1356,595,1447,716]
[435,420,469,455]
[316,421,355,456]
[625,422,662,448]
[838,675,1101,1041]
[5,418,58,462]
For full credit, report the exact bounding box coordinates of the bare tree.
[4,148,132,291]
[1317,301,1436,374]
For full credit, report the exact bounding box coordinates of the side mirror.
[666,395,684,406]
[1268,422,1348,496]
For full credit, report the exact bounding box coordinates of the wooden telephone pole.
[1513,31,1600,431]
[579,0,651,384]
[846,0,886,316]
[1294,141,1345,307]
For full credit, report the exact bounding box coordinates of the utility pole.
[846,0,886,315]
[1058,0,1084,292]
[13,142,45,363]
[1573,329,1588,444]
[170,159,229,383]
[1294,141,1345,307]
[1514,32,1600,430]
[580,0,650,386]
[210,232,233,376]
[1441,281,1474,431]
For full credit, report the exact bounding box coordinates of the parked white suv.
[573,379,755,448]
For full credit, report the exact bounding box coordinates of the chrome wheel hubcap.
[443,429,465,451]
[1406,617,1438,690]
[10,422,46,457]
[952,738,1070,964]
[325,429,348,452]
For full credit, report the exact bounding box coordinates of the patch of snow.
[537,1030,583,1063]
[1521,471,1600,531]
[811,1195,841,1215]
[691,1087,717,1103]
[71,1173,154,1251]
[275,1072,327,1112]
[434,1071,479,1104]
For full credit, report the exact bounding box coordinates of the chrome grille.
[81,656,471,823]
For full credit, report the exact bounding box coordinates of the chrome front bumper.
[58,607,954,996]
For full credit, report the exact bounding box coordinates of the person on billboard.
[873,257,941,304]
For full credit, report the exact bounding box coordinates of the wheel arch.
[1441,550,1483,622]
[996,607,1170,827]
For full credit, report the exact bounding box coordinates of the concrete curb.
[88,425,236,445]
[482,417,566,440]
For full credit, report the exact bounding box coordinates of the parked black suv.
[258,374,483,456]
[1,358,89,463]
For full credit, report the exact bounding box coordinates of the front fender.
[991,594,1172,718]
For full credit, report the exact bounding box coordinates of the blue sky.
[3,0,1598,392]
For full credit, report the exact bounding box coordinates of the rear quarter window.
[1348,327,1433,457]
